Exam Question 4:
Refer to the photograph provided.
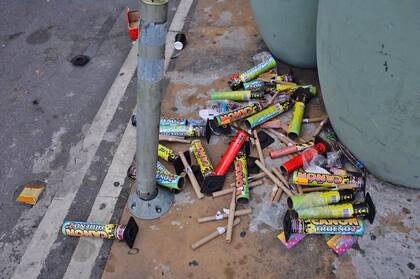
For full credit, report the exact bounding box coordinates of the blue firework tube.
[156,161,184,192]
[245,101,290,129]
[159,125,206,137]
[283,212,365,241]
[243,80,266,91]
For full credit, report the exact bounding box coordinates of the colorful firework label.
[62,221,124,240]
[190,140,215,177]
[156,161,183,191]
[243,80,266,91]
[159,125,206,137]
[160,117,186,126]
[239,56,276,83]
[234,153,249,204]
[245,100,290,129]
[215,103,262,126]
[291,171,364,187]
[158,144,177,162]
[326,234,358,256]
[290,217,364,235]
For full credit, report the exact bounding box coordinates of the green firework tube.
[291,171,365,188]
[61,217,139,248]
[215,102,262,126]
[292,193,375,223]
[156,161,184,192]
[245,101,290,129]
[287,190,354,210]
[283,211,364,241]
[159,125,206,137]
[210,90,265,101]
[229,57,277,89]
[190,140,215,178]
[287,101,305,140]
[234,153,249,204]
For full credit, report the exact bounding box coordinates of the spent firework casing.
[215,102,262,126]
[243,80,266,91]
[190,140,215,177]
[210,90,265,101]
[62,221,124,240]
[287,101,305,139]
[239,57,276,83]
[159,125,206,137]
[245,101,290,129]
[287,190,354,210]
[269,141,314,159]
[157,144,177,162]
[291,171,365,188]
[234,153,249,204]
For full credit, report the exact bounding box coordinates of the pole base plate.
[128,187,173,220]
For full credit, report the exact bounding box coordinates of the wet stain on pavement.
[26,26,53,45]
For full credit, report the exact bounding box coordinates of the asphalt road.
[0,0,179,278]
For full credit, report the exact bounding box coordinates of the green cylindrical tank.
[250,0,318,68]
[317,0,420,188]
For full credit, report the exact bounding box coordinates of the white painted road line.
[11,41,139,279]
[63,1,194,278]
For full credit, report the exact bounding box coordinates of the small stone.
[240,231,246,238]
[407,262,415,270]
[188,260,199,267]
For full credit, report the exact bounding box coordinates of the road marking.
[62,1,194,278]
[11,41,139,279]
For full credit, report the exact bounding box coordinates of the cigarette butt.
[159,135,191,144]
[192,218,241,250]
[255,160,293,196]
[253,130,265,167]
[226,190,236,243]
[213,180,264,198]
[198,208,252,224]
[179,151,204,199]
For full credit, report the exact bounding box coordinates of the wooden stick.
[272,186,283,202]
[228,172,266,187]
[225,190,236,243]
[179,152,204,199]
[159,135,191,144]
[271,167,289,186]
[270,185,280,202]
[297,184,303,195]
[255,160,293,196]
[267,128,296,145]
[302,184,357,193]
[198,208,252,224]
[302,116,328,123]
[191,218,241,250]
[213,180,264,198]
[313,117,329,138]
[253,130,265,167]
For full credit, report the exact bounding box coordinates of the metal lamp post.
[128,0,173,219]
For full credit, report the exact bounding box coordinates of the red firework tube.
[215,130,249,176]
[280,142,327,175]
[270,141,314,159]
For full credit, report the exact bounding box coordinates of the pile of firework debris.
[126,51,376,254]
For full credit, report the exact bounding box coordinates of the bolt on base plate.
[128,187,174,220]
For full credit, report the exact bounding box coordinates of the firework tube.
[288,87,317,139]
[131,116,205,127]
[234,152,249,204]
[326,234,358,256]
[214,102,262,126]
[292,193,375,223]
[291,170,365,189]
[283,211,364,241]
[229,56,276,89]
[159,124,206,138]
[245,101,290,129]
[243,80,266,91]
[190,140,224,194]
[156,161,185,192]
[210,90,265,101]
[62,217,138,248]
[280,142,327,174]
[287,190,354,210]
[215,130,249,176]
[127,162,184,193]
[270,141,314,159]
[158,144,191,175]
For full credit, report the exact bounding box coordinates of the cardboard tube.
[192,218,241,250]
[213,180,264,198]
[255,160,293,196]
[253,130,265,167]
[302,184,358,193]
[159,135,191,143]
[198,208,252,224]
[302,116,328,123]
[226,190,236,243]
[179,151,204,199]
